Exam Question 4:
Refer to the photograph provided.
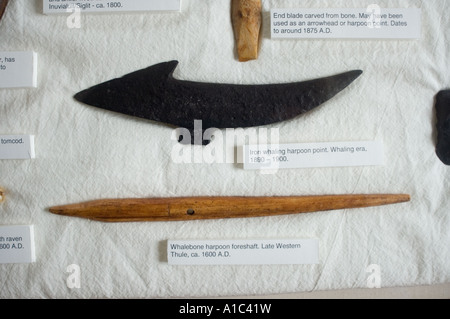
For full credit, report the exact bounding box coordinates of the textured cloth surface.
[0,0,449,298]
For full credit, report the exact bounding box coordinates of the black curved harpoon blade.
[75,61,362,145]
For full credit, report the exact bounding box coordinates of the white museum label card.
[244,141,384,170]
[0,135,36,160]
[0,51,38,88]
[168,239,319,266]
[271,8,421,39]
[0,226,36,264]
[43,0,181,14]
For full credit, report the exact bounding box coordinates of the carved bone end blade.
[232,0,262,62]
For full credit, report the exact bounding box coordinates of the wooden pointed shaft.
[49,194,410,223]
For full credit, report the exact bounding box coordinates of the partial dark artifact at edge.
[0,0,8,22]
[436,90,450,165]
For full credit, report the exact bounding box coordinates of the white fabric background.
[0,0,449,298]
